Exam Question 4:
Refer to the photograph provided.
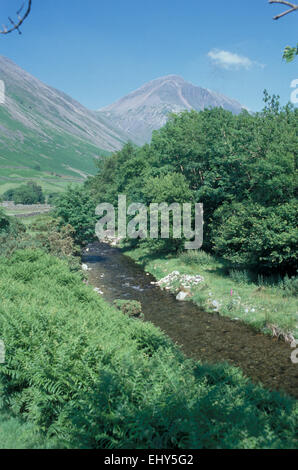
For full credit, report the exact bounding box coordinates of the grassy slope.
[0,106,109,195]
[123,245,298,340]
[0,249,296,449]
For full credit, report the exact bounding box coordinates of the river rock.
[211,300,220,311]
[176,291,190,301]
[93,287,103,295]
[99,229,123,246]
[81,264,90,271]
[153,271,204,292]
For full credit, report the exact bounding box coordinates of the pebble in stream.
[83,243,298,399]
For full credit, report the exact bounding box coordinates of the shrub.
[212,201,298,274]
[47,192,60,205]
[3,182,45,204]
[179,250,213,266]
[30,217,76,258]
[279,275,298,297]
[113,299,144,319]
[229,269,251,285]
[54,186,97,244]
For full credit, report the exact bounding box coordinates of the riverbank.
[121,244,298,343]
[1,208,297,448]
[1,248,297,449]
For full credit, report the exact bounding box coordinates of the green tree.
[89,93,297,272]
[211,201,298,273]
[54,186,97,244]
[5,181,45,204]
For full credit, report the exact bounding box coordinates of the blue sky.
[1,0,297,111]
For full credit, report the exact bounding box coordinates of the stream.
[82,242,298,398]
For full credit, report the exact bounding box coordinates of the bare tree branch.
[0,0,32,35]
[269,0,298,20]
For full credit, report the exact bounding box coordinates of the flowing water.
[82,242,298,398]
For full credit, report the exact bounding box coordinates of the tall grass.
[179,250,213,267]
[229,269,251,285]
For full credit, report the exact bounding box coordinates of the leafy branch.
[0,0,32,35]
[269,1,298,62]
[283,43,298,61]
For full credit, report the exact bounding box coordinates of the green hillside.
[0,55,126,195]
[0,106,110,195]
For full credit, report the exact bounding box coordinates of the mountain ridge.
[97,74,244,145]
[0,56,245,193]
[0,55,131,193]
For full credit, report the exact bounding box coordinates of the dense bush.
[113,299,144,319]
[3,182,45,204]
[211,201,298,273]
[47,192,60,205]
[0,209,25,236]
[0,212,79,269]
[54,186,97,244]
[179,250,213,267]
[0,210,27,257]
[279,275,298,297]
[0,249,297,449]
[29,215,77,258]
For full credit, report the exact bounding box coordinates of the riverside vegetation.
[87,93,298,339]
[0,94,297,449]
[0,205,297,449]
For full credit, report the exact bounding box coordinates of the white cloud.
[207,49,263,70]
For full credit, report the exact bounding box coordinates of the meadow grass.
[0,106,108,178]
[124,245,298,340]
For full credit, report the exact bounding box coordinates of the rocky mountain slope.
[0,55,128,187]
[97,75,244,145]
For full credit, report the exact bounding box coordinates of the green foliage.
[0,249,297,449]
[0,209,11,233]
[283,44,298,63]
[179,250,213,267]
[0,212,79,271]
[3,181,45,204]
[113,299,144,319]
[0,209,25,237]
[47,192,60,205]
[54,186,97,244]
[143,173,193,205]
[212,201,298,273]
[89,94,297,273]
[279,275,298,297]
[0,411,58,449]
[229,269,251,285]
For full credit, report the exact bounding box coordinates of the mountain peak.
[149,74,186,83]
[98,75,244,145]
